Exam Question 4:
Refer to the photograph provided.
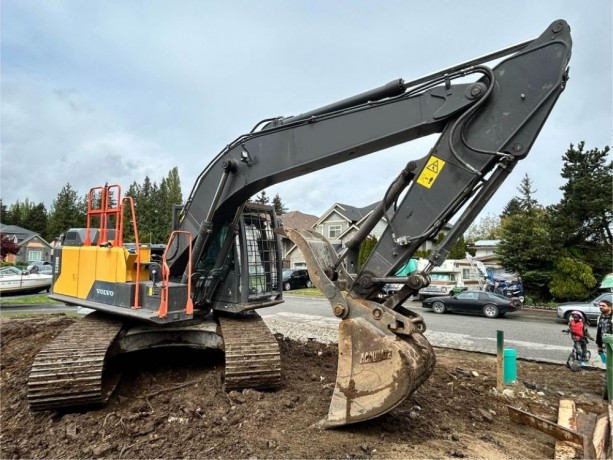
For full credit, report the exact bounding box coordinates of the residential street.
[260,295,606,368]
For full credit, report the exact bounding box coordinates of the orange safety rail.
[84,184,143,310]
[121,196,142,309]
[158,231,193,318]
[85,184,122,246]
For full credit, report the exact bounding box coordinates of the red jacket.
[569,319,584,340]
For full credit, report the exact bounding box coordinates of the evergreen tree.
[497,207,556,301]
[122,169,182,244]
[272,193,287,216]
[6,201,26,227]
[548,142,612,281]
[449,235,468,259]
[0,200,7,224]
[159,167,183,239]
[136,176,158,244]
[496,179,555,301]
[47,184,86,240]
[254,190,270,205]
[23,203,48,239]
[516,174,539,211]
[123,182,140,242]
[548,256,597,301]
[500,197,522,219]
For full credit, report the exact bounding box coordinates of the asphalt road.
[1,294,604,368]
[260,296,605,368]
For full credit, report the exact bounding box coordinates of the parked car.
[26,261,51,273]
[422,290,522,318]
[556,293,613,326]
[32,265,53,275]
[282,269,312,291]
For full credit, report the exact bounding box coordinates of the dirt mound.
[0,315,608,459]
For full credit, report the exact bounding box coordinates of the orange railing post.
[158,231,193,318]
[85,184,143,309]
[121,196,141,309]
[85,184,122,246]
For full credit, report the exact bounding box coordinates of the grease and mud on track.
[1,315,609,459]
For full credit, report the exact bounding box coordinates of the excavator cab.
[196,203,284,313]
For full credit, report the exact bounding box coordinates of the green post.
[603,334,613,399]
[497,330,504,392]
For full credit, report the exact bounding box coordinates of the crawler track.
[218,312,282,391]
[27,312,124,411]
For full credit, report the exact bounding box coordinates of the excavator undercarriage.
[29,20,572,428]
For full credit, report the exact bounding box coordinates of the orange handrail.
[158,231,193,318]
[121,196,141,309]
[85,184,122,246]
[84,184,142,309]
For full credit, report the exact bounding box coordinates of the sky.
[1,0,611,223]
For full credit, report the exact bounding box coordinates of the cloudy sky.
[2,1,611,221]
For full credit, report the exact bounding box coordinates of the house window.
[28,250,43,262]
[328,225,342,239]
[463,269,471,279]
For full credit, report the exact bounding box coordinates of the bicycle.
[562,329,592,372]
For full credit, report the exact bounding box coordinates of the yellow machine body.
[53,245,151,300]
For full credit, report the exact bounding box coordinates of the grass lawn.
[0,294,61,305]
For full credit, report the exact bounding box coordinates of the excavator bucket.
[324,301,435,427]
[278,228,436,428]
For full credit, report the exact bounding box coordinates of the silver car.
[556,292,613,326]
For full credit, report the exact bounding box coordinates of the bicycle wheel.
[567,352,581,372]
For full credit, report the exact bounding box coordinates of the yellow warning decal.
[417,155,446,189]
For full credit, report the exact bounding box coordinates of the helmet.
[571,311,583,319]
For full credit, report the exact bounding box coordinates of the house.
[282,202,380,271]
[467,240,503,269]
[313,202,380,244]
[284,201,451,274]
[278,211,318,268]
[0,224,53,265]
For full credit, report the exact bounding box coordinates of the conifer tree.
[548,142,612,281]
[272,193,287,216]
[47,184,86,240]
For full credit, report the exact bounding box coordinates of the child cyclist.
[567,311,594,363]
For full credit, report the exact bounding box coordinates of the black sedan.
[422,290,522,318]
[282,269,313,291]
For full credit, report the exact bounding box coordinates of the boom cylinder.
[279,79,406,125]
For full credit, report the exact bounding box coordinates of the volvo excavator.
[28,20,572,428]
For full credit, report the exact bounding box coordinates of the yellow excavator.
[28,19,572,428]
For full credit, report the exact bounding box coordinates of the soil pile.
[0,315,608,459]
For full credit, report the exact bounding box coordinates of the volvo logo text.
[96,289,114,297]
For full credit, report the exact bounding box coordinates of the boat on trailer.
[0,266,52,295]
